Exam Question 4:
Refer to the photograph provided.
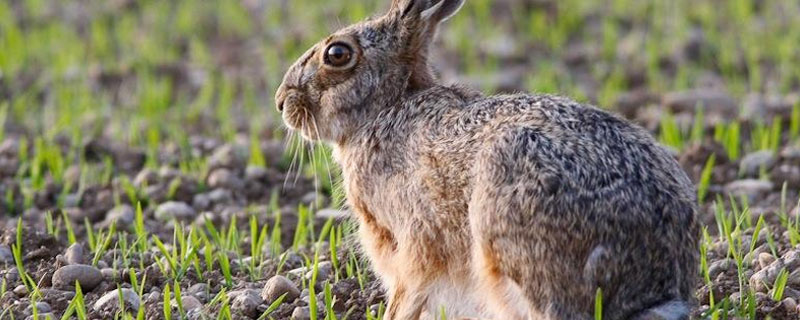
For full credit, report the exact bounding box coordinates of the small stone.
[708,258,735,280]
[187,283,211,302]
[759,252,777,270]
[155,201,196,222]
[262,275,301,304]
[64,243,86,265]
[103,205,135,228]
[52,265,103,291]
[101,268,118,280]
[209,144,246,170]
[93,288,140,312]
[192,193,211,210]
[662,90,738,119]
[207,168,243,190]
[724,179,774,202]
[305,261,333,283]
[316,209,347,221]
[230,289,261,318]
[63,193,81,208]
[784,297,798,313]
[740,151,776,177]
[0,244,13,265]
[245,166,268,181]
[179,295,203,311]
[208,188,233,204]
[13,285,27,296]
[133,168,159,187]
[29,301,52,314]
[291,306,311,320]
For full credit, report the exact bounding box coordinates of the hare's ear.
[386,0,464,91]
[389,0,465,25]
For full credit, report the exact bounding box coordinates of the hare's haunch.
[276,0,699,319]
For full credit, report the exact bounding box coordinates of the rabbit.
[274,0,700,319]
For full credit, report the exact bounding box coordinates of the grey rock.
[740,151,776,177]
[316,209,348,221]
[724,179,774,202]
[229,289,261,318]
[192,193,211,210]
[245,165,268,181]
[64,243,86,265]
[209,144,246,170]
[52,264,103,291]
[208,188,233,204]
[93,288,140,312]
[27,301,52,314]
[187,283,211,302]
[155,201,196,222]
[207,168,243,190]
[182,295,203,311]
[101,268,118,280]
[262,275,301,304]
[291,306,311,320]
[305,261,333,283]
[13,284,27,296]
[708,258,735,280]
[103,205,135,228]
[662,90,737,119]
[0,244,13,265]
[133,168,159,187]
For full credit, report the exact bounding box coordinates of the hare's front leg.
[384,284,428,320]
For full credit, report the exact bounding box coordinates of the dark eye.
[324,43,354,67]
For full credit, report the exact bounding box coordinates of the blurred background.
[2,0,800,319]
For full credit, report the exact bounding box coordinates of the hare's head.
[275,0,464,143]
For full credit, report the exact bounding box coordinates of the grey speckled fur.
[275,0,700,319]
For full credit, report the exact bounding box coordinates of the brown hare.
[275,0,700,319]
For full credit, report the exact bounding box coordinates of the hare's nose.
[277,98,285,112]
[275,86,287,112]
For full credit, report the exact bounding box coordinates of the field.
[1,0,800,319]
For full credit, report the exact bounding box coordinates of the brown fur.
[276,1,699,319]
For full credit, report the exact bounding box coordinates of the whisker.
[309,113,335,196]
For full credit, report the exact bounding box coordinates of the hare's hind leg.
[468,128,595,320]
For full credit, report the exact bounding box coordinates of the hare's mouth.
[280,99,321,141]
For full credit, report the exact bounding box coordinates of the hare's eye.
[324,43,354,68]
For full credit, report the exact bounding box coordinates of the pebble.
[93,288,141,312]
[192,193,211,210]
[103,205,135,228]
[133,168,159,187]
[0,244,13,265]
[187,283,211,302]
[208,188,233,204]
[662,89,738,119]
[245,165,268,181]
[101,268,118,280]
[723,179,774,202]
[207,168,244,190]
[14,285,28,296]
[209,144,246,170]
[291,306,311,320]
[316,209,348,221]
[230,289,261,318]
[739,151,776,177]
[179,295,203,311]
[52,264,103,291]
[774,164,800,189]
[784,297,798,313]
[26,313,54,320]
[759,252,776,270]
[262,275,301,304]
[27,301,52,314]
[305,261,334,283]
[64,243,86,265]
[155,201,196,222]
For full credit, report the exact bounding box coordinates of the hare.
[275,0,700,319]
